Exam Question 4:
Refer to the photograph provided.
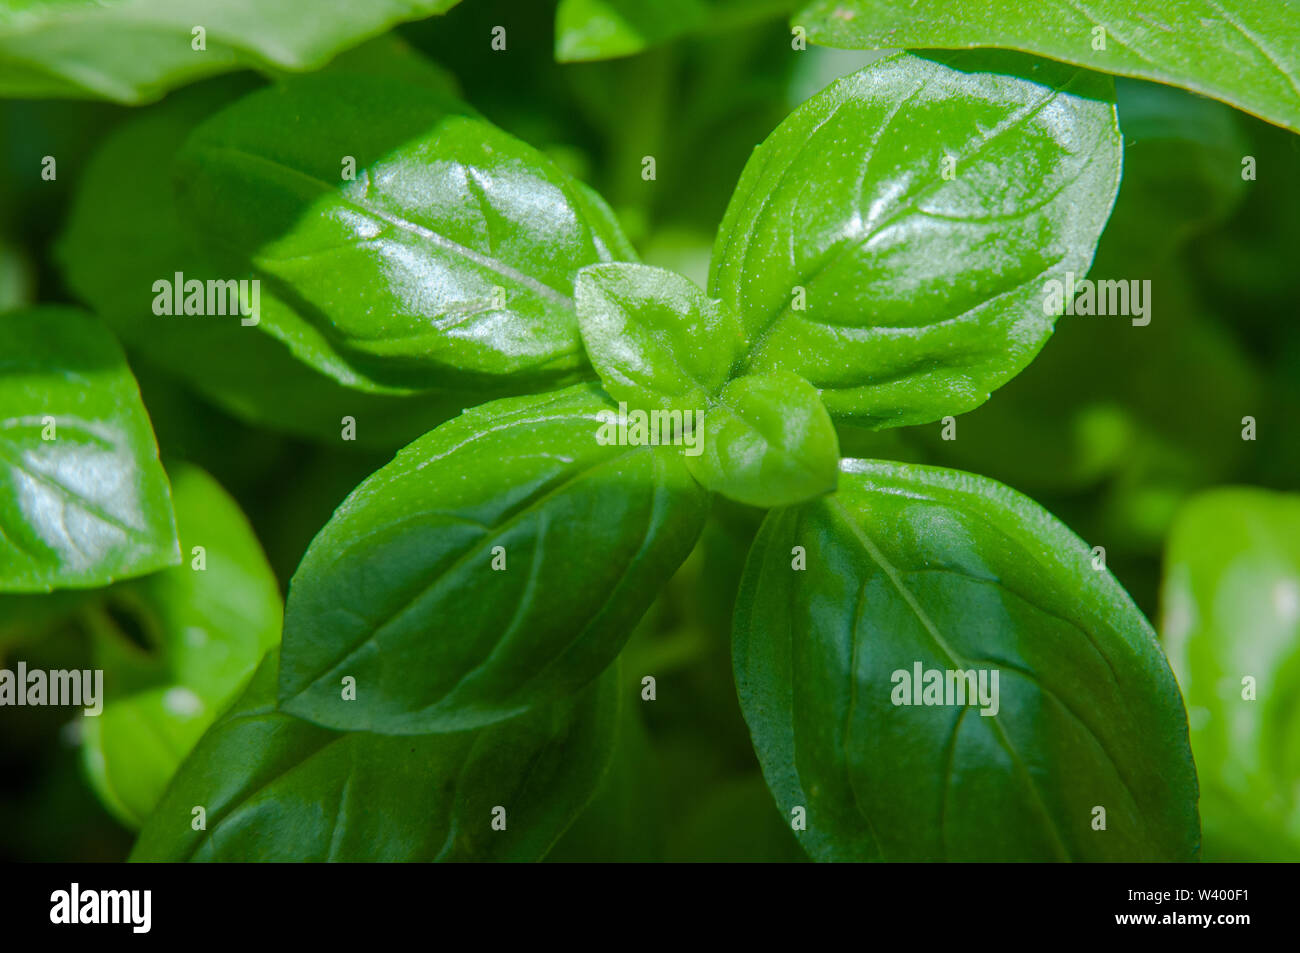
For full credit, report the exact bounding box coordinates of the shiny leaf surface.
[0,307,178,591]
[734,459,1199,860]
[710,52,1121,428]
[279,385,710,733]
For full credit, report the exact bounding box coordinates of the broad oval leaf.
[279,384,710,734]
[734,459,1199,861]
[794,0,1300,133]
[82,463,281,828]
[710,52,1121,428]
[1162,489,1300,860]
[131,653,619,861]
[0,0,461,103]
[0,307,178,591]
[686,370,840,508]
[174,73,636,392]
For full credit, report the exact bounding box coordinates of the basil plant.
[21,0,1288,862]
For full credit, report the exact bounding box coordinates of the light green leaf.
[131,653,619,861]
[734,459,1199,861]
[710,52,1121,428]
[279,384,710,734]
[576,262,745,414]
[0,0,462,103]
[0,307,178,591]
[794,0,1300,133]
[81,463,281,828]
[1163,488,1300,860]
[686,371,839,508]
[174,73,636,392]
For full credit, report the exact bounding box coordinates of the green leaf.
[1162,489,1300,861]
[56,79,481,450]
[686,371,839,508]
[0,307,178,592]
[173,73,636,393]
[734,459,1199,861]
[794,0,1300,133]
[710,52,1121,428]
[279,384,710,734]
[131,653,619,861]
[0,0,462,103]
[576,262,746,415]
[81,463,281,828]
[555,0,707,62]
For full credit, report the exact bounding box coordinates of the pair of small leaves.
[576,262,839,508]
[0,307,178,592]
[795,0,1300,134]
[0,0,462,103]
[1162,489,1300,860]
[132,653,619,861]
[734,459,1199,861]
[82,463,282,828]
[279,384,708,734]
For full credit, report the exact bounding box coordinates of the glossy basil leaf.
[710,52,1121,428]
[1162,489,1300,861]
[0,307,178,592]
[56,80,480,450]
[735,459,1199,861]
[686,371,839,508]
[81,463,281,829]
[555,0,706,62]
[0,0,462,104]
[174,73,636,392]
[575,262,745,414]
[132,653,619,862]
[794,0,1300,133]
[279,384,710,734]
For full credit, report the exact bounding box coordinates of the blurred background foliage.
[1,0,1296,861]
